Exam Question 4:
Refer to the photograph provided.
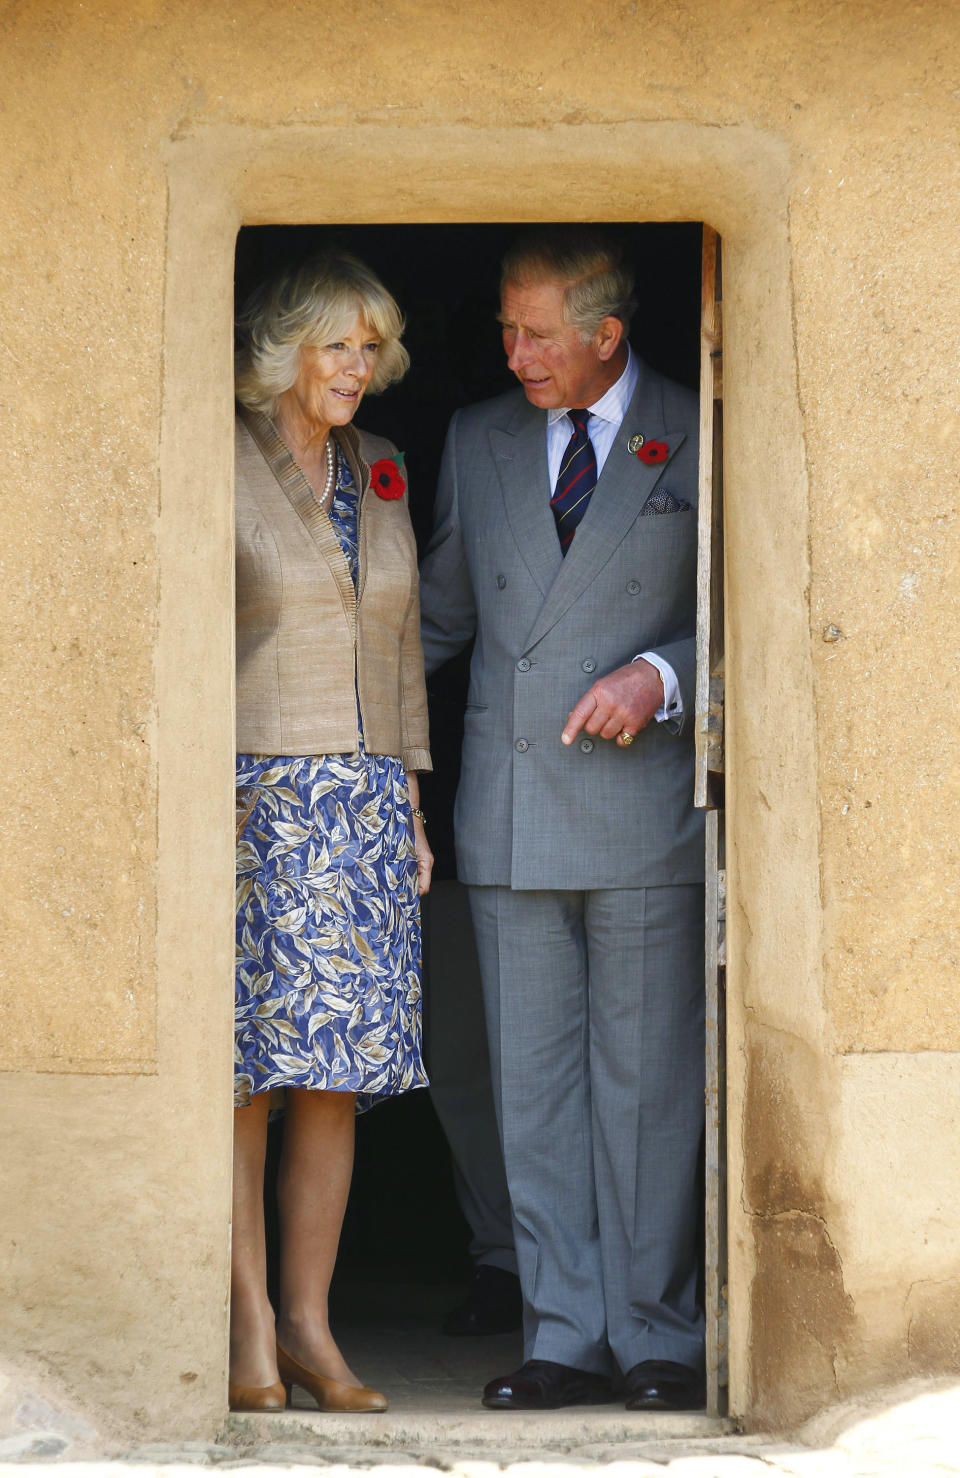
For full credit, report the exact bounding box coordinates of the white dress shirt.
[546,346,682,723]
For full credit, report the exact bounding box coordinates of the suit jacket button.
[627,580,641,595]
[579,738,594,754]
[496,574,507,589]
[581,658,596,674]
[516,658,531,672]
[515,738,529,753]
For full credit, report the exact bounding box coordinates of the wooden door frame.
[697,226,727,1416]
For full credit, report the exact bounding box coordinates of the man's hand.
[561,658,664,747]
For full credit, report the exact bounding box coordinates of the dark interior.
[234,221,702,1302]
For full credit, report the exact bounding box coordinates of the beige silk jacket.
[235,408,431,772]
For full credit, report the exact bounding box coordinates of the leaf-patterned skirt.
[234,751,428,1113]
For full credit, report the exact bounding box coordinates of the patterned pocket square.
[640,488,692,516]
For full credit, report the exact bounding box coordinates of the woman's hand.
[405,771,434,897]
[413,816,434,897]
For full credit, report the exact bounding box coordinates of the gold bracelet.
[411,806,426,824]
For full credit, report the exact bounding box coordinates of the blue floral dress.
[234,451,428,1113]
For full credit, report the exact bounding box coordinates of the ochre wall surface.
[0,0,958,1439]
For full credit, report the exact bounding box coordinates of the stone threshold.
[223,1405,736,1462]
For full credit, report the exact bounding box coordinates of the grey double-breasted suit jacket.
[419,358,704,891]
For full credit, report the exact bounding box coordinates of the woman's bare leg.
[275,1087,360,1386]
[230,1093,279,1387]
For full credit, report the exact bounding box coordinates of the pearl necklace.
[313,436,336,512]
[273,417,336,511]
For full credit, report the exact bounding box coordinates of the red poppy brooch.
[636,439,669,465]
[369,452,406,500]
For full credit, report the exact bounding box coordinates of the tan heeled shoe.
[276,1342,388,1413]
[228,1378,287,1412]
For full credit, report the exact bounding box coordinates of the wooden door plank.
[704,806,728,1415]
[695,228,724,811]
[695,225,728,1417]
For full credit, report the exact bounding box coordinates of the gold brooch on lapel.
[627,434,645,454]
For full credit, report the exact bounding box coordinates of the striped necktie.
[551,409,597,555]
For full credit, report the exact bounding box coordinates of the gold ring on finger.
[618,729,635,746]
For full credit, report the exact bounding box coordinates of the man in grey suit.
[419,229,705,1411]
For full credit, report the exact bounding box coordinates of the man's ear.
[595,315,625,363]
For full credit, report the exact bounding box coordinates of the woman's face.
[291,314,381,430]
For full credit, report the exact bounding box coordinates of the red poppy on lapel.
[369,455,406,500]
[637,440,669,465]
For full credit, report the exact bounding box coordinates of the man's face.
[499,277,615,410]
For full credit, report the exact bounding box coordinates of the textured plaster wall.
[0,0,958,1438]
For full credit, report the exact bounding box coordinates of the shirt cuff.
[632,652,683,723]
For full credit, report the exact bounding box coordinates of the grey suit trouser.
[468,883,705,1376]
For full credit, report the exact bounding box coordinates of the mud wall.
[0,0,957,1435]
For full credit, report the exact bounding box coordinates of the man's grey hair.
[235,250,410,418]
[500,228,637,342]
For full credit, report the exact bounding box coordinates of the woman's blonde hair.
[235,250,410,417]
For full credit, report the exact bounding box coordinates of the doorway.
[158,116,824,1430]
[233,220,707,1408]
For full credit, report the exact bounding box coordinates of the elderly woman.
[230,252,432,1415]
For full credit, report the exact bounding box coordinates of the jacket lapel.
[239,407,358,629]
[335,424,372,605]
[521,374,687,653]
[490,399,563,598]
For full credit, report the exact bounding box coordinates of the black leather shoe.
[442,1265,523,1336]
[623,1359,706,1411]
[482,1359,614,1410]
